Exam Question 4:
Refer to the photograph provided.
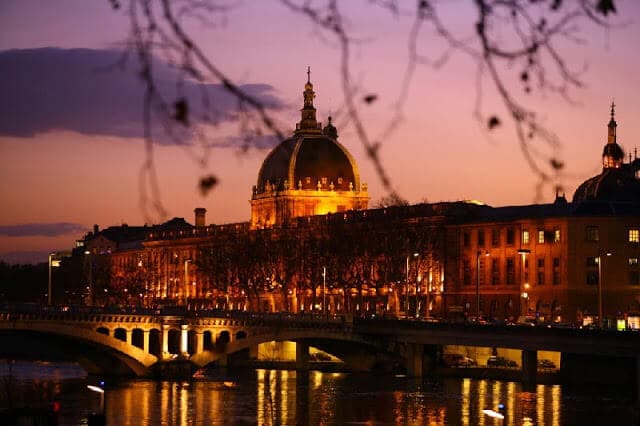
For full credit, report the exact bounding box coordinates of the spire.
[603,101,623,169]
[608,101,617,144]
[296,67,321,134]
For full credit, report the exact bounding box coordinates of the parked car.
[486,356,517,368]
[537,359,556,369]
[443,353,476,367]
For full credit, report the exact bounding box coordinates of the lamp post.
[597,251,612,328]
[476,250,489,319]
[517,249,531,317]
[184,259,192,306]
[405,253,419,319]
[84,250,93,306]
[47,252,59,305]
[322,266,327,316]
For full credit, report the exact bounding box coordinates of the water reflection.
[1,363,637,425]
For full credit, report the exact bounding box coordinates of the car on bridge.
[443,353,476,367]
[486,356,517,368]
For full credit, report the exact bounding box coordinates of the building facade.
[79,89,640,325]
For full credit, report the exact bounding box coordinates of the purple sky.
[1,1,640,263]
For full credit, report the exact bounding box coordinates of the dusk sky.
[1,1,640,264]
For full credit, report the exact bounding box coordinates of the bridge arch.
[0,321,158,376]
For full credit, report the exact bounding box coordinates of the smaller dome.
[573,167,640,204]
[603,143,624,161]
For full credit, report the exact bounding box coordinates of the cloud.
[0,250,55,265]
[0,223,86,237]
[0,47,284,144]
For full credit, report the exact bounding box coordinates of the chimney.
[93,224,99,235]
[194,208,207,228]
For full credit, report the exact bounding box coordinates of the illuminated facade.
[80,99,640,324]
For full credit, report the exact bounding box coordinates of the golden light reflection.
[537,384,545,426]
[461,378,470,426]
[552,385,561,426]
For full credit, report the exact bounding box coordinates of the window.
[629,229,640,243]
[537,258,545,285]
[491,259,500,285]
[587,271,599,285]
[491,229,500,246]
[506,228,515,245]
[506,258,515,285]
[522,230,530,245]
[586,257,599,267]
[321,177,328,185]
[553,257,561,285]
[478,230,485,247]
[538,230,545,244]
[463,259,471,286]
[305,176,311,185]
[463,231,470,248]
[554,229,561,243]
[337,177,343,185]
[630,258,639,286]
[586,226,599,242]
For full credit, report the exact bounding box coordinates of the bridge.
[1,308,640,394]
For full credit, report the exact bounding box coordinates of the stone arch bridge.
[0,311,383,377]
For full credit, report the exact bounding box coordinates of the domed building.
[250,70,369,229]
[573,103,640,204]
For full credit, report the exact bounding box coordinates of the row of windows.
[463,226,639,246]
[462,257,561,286]
[585,226,640,243]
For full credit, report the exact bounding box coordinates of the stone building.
[80,85,640,324]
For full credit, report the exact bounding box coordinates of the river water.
[0,361,637,425]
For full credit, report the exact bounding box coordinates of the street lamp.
[476,250,490,319]
[517,249,531,317]
[84,250,93,306]
[405,253,419,319]
[184,259,192,306]
[48,252,61,305]
[597,251,612,328]
[322,266,327,316]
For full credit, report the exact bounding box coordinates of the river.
[0,361,637,425]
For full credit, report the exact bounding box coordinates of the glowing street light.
[517,249,531,316]
[48,252,61,305]
[405,253,419,319]
[597,251,612,328]
[476,250,490,319]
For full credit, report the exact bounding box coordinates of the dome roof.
[573,167,640,204]
[256,133,359,193]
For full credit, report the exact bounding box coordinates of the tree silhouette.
[110,0,620,217]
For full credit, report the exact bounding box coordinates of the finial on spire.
[307,66,311,84]
[610,100,616,120]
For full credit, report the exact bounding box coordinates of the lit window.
[554,229,561,242]
[586,226,599,242]
[337,177,343,185]
[630,258,639,266]
[321,177,328,185]
[538,230,545,244]
[629,229,640,243]
[522,230,529,245]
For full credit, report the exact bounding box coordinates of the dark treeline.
[0,260,84,304]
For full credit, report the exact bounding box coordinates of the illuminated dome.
[573,103,640,204]
[250,69,369,229]
[256,123,360,194]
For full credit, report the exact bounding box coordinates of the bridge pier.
[406,343,424,378]
[180,324,189,357]
[195,331,204,354]
[162,324,170,360]
[521,350,537,391]
[143,330,150,353]
[125,329,132,345]
[296,342,310,371]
